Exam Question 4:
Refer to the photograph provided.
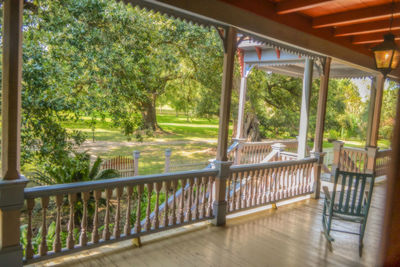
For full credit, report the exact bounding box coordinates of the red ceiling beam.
[335,19,400,37]
[313,3,400,28]
[276,0,334,15]
[352,30,400,45]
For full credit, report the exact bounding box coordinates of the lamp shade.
[372,34,400,75]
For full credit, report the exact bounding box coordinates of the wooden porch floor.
[33,182,386,267]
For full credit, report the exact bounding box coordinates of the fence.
[100,156,135,177]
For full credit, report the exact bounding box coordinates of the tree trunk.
[141,94,159,131]
[243,112,261,141]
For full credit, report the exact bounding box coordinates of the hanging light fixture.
[372,1,400,75]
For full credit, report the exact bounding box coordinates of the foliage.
[32,152,119,185]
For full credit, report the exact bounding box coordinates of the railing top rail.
[377,149,392,157]
[24,168,218,199]
[241,139,298,146]
[280,151,298,156]
[342,146,367,153]
[230,157,317,172]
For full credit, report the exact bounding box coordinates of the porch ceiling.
[124,0,400,80]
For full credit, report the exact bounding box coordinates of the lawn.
[59,112,391,175]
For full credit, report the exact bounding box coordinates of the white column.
[236,75,247,139]
[0,0,28,266]
[297,58,314,159]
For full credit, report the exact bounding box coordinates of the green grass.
[59,112,393,176]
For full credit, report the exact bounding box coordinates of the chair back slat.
[351,176,360,213]
[333,170,374,216]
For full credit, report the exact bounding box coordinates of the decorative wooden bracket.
[215,26,244,52]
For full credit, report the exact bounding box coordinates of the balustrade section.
[339,147,367,173]
[375,149,392,176]
[225,158,317,214]
[228,140,301,165]
[22,169,218,263]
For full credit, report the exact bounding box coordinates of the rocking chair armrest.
[323,186,331,202]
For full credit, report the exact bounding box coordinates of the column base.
[212,201,227,226]
[0,245,23,267]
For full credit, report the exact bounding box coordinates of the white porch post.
[236,73,248,139]
[297,58,314,159]
[366,74,385,148]
[0,0,28,266]
[213,26,236,226]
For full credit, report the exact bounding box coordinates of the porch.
[30,182,386,267]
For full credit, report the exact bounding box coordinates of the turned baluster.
[231,173,236,212]
[163,181,170,227]
[39,197,50,256]
[79,192,90,247]
[206,176,213,217]
[102,188,112,241]
[257,169,264,205]
[261,169,268,204]
[201,177,207,217]
[153,182,161,229]
[171,180,177,225]
[252,170,258,206]
[246,171,253,207]
[25,198,35,259]
[179,179,185,223]
[194,178,200,220]
[277,167,283,200]
[52,195,63,252]
[113,187,123,238]
[186,178,194,221]
[92,190,101,243]
[238,172,243,210]
[242,171,248,208]
[124,186,133,236]
[145,183,153,231]
[67,193,76,249]
[135,185,143,233]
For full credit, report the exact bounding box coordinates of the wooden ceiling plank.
[276,0,335,15]
[313,3,400,28]
[335,18,400,36]
[352,30,400,44]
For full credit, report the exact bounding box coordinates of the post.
[212,161,232,226]
[311,152,325,199]
[297,58,314,159]
[313,57,331,153]
[133,151,140,176]
[271,143,286,161]
[0,1,28,266]
[213,26,236,226]
[331,141,344,176]
[164,149,171,173]
[366,74,385,148]
[216,26,236,162]
[236,75,248,139]
[379,83,400,265]
[366,146,378,174]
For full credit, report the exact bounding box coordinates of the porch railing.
[227,139,308,165]
[22,169,217,263]
[375,149,392,177]
[20,155,321,264]
[331,141,392,176]
[226,158,316,214]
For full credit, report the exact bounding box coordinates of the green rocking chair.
[322,169,375,256]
